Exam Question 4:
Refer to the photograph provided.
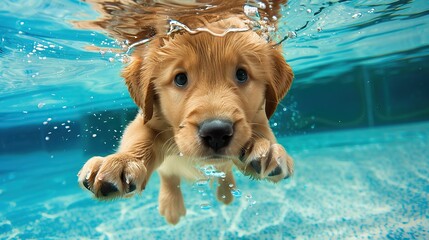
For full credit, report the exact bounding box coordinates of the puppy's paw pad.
[128,183,136,192]
[268,166,282,177]
[250,160,262,174]
[99,181,119,197]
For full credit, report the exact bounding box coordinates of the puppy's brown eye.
[236,69,248,83]
[174,73,188,87]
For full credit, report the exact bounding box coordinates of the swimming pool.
[1,0,428,239]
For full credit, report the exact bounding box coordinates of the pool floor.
[1,122,428,239]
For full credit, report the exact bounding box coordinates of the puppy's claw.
[85,171,92,180]
[83,179,90,190]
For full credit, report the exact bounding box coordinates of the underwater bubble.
[228,183,234,188]
[92,134,97,138]
[231,189,242,198]
[200,203,211,210]
[212,171,226,178]
[352,13,362,19]
[108,57,114,63]
[244,4,260,21]
[287,31,297,39]
[202,165,215,175]
[257,2,266,9]
[198,190,206,195]
[306,9,312,14]
[178,152,184,157]
[195,179,209,187]
[204,169,214,176]
[47,118,52,121]
[45,136,50,141]
[37,102,45,109]
[120,54,130,63]
[43,121,48,125]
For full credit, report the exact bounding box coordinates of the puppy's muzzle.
[198,119,233,152]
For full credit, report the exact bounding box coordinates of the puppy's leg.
[78,115,160,199]
[216,168,236,205]
[158,173,186,225]
[235,122,294,182]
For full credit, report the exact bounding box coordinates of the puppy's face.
[123,31,293,161]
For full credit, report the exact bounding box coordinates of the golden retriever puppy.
[77,0,293,224]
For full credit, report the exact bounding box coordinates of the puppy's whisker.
[154,127,174,141]
[163,137,178,156]
[160,138,172,154]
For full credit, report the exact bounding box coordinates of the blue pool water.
[1,0,429,239]
[1,123,428,239]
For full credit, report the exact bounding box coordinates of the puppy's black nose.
[198,119,233,152]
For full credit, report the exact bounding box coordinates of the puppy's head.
[123,30,293,161]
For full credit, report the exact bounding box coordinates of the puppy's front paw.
[77,153,147,199]
[239,139,294,182]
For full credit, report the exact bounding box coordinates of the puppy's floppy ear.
[265,48,294,119]
[122,56,154,124]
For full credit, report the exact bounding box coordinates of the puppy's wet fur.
[77,0,293,224]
